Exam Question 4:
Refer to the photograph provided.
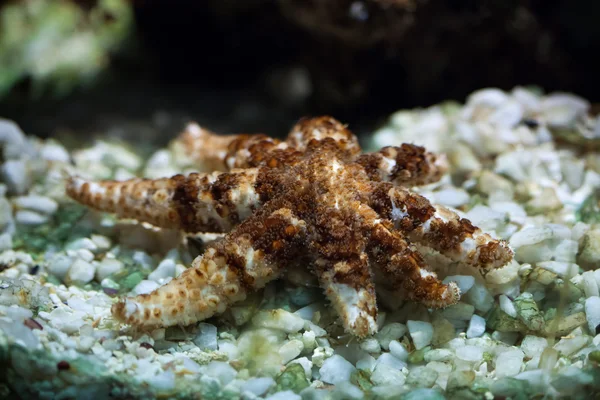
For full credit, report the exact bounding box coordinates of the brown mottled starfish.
[66,117,512,337]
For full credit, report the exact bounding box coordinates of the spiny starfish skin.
[66,116,513,337]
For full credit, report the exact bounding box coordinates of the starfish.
[66,117,513,337]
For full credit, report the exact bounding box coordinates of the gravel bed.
[1,86,600,399]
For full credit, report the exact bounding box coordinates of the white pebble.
[370,363,406,386]
[1,160,30,194]
[133,280,160,295]
[466,315,486,338]
[442,275,475,294]
[334,382,364,400]
[66,259,96,285]
[375,322,407,350]
[585,296,600,333]
[288,357,312,378]
[95,258,124,281]
[554,335,590,356]
[495,349,524,378]
[356,354,376,371]
[0,232,13,251]
[0,119,27,160]
[424,349,454,362]
[148,259,176,282]
[279,339,304,364]
[265,391,301,400]
[499,295,518,318]
[582,271,600,298]
[388,340,409,361]
[242,377,274,396]
[40,141,70,163]
[407,320,433,350]
[203,361,237,385]
[13,195,58,215]
[360,338,381,353]
[375,353,406,371]
[465,282,494,313]
[520,335,548,359]
[194,323,218,351]
[149,370,175,391]
[319,354,356,385]
[456,345,484,362]
[65,238,98,252]
[15,210,48,225]
[67,297,94,314]
[252,309,306,333]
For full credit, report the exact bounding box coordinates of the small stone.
[553,334,590,356]
[455,345,483,362]
[370,363,406,386]
[585,296,600,333]
[499,295,518,318]
[319,354,356,385]
[423,349,454,363]
[400,388,445,400]
[514,292,544,331]
[40,141,70,163]
[242,377,275,396]
[406,366,439,389]
[193,323,218,351]
[15,210,48,225]
[360,338,381,353]
[520,335,548,359]
[1,159,30,194]
[13,195,59,215]
[375,353,407,371]
[440,302,475,321]
[279,339,304,364]
[66,259,96,285]
[150,370,176,391]
[203,361,237,385]
[65,238,98,252]
[407,320,433,350]
[252,309,306,333]
[265,391,301,400]
[442,275,475,294]
[495,349,524,378]
[95,258,125,281]
[132,280,160,295]
[389,340,409,361]
[375,322,407,350]
[148,259,176,282]
[356,354,376,371]
[288,357,312,378]
[466,314,486,338]
[465,282,494,313]
[0,233,13,251]
[274,363,309,393]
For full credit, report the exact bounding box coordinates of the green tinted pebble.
[120,271,144,291]
[274,363,309,394]
[588,350,600,363]
[408,346,429,364]
[350,369,373,392]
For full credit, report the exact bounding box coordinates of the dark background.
[1,0,599,144]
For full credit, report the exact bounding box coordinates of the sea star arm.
[356,144,447,187]
[370,183,513,272]
[173,122,292,170]
[369,220,460,308]
[285,116,361,157]
[65,169,266,233]
[313,253,378,338]
[111,205,307,329]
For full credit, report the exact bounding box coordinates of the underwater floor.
[1,86,600,399]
